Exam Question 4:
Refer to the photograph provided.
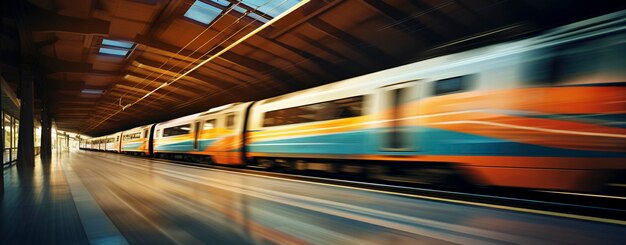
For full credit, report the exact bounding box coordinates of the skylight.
[99,38,134,57]
[185,0,222,25]
[102,39,134,49]
[184,0,300,26]
[81,89,104,94]
[99,47,129,56]
[242,0,300,17]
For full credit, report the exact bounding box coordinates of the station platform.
[2,151,625,244]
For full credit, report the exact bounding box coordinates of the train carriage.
[120,125,153,156]
[104,133,122,153]
[246,12,626,192]
[153,103,252,164]
[81,11,625,193]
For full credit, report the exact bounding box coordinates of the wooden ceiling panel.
[4,0,619,136]
[91,61,124,71]
[55,32,85,41]
[104,0,160,22]
[56,0,94,18]
[109,18,150,39]
[54,39,85,62]
[157,18,208,48]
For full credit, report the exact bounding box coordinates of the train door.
[378,81,420,152]
[193,121,201,150]
[210,113,237,164]
[117,134,121,152]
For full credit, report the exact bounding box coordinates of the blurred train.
[81,11,626,193]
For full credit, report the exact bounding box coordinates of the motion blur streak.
[55,151,626,244]
[84,10,626,193]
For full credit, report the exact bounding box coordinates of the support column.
[40,100,52,159]
[14,0,35,169]
[17,60,35,168]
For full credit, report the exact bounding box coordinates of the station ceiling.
[1,0,624,136]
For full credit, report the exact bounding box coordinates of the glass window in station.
[2,112,19,165]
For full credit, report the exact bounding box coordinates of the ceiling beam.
[132,57,228,90]
[107,86,184,104]
[46,69,121,78]
[408,0,471,37]
[26,6,110,34]
[121,70,207,98]
[39,56,93,73]
[139,50,259,87]
[307,18,398,67]
[267,0,341,39]
[135,35,305,90]
[361,0,444,44]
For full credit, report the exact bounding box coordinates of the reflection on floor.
[1,157,88,244]
[2,151,626,244]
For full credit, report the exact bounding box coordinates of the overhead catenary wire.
[117,1,248,108]
[138,0,300,110]
[83,2,244,133]
[85,0,310,133]
[128,0,278,106]
[84,0,283,133]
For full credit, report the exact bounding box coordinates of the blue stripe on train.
[248,127,626,158]
[155,139,218,152]
[122,142,143,150]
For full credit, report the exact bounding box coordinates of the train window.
[226,115,235,129]
[143,129,149,138]
[263,96,363,127]
[433,76,469,95]
[163,125,190,137]
[550,36,626,84]
[204,119,216,130]
[334,97,363,119]
[123,132,141,141]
